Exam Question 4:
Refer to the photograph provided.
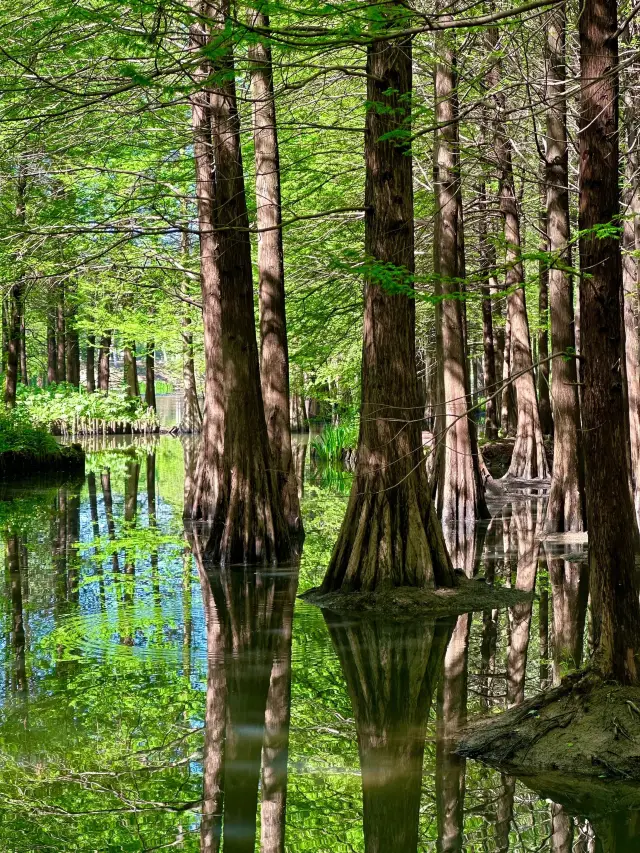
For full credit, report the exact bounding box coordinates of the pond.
[0,434,636,851]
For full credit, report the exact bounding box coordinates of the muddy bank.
[0,443,85,477]
[459,674,640,781]
[301,575,534,617]
[482,436,554,479]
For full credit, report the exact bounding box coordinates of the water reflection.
[0,438,634,851]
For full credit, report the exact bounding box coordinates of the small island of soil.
[458,672,640,781]
[0,443,85,477]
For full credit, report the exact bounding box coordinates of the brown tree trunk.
[19,314,27,386]
[180,316,202,432]
[320,6,454,593]
[537,178,553,436]
[434,22,487,538]
[487,29,548,478]
[545,0,585,532]
[65,282,80,388]
[123,343,139,399]
[145,342,156,411]
[86,334,95,392]
[579,0,640,682]
[184,0,290,564]
[98,333,111,392]
[479,182,499,441]
[47,313,57,385]
[249,5,301,536]
[4,286,21,408]
[56,282,66,384]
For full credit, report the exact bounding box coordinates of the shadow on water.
[0,436,636,850]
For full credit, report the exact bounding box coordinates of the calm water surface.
[0,435,635,851]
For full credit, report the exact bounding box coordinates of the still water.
[0,434,636,851]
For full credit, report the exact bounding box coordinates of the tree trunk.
[479,182,499,441]
[249,5,301,536]
[320,6,455,593]
[98,333,111,392]
[487,29,548,478]
[579,0,640,682]
[184,0,290,565]
[86,334,95,392]
[56,282,66,384]
[47,313,57,385]
[537,177,553,436]
[180,316,202,432]
[123,343,139,399]
[545,0,585,532]
[19,313,27,386]
[434,21,487,537]
[145,341,156,410]
[4,286,21,408]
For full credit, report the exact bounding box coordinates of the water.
[0,434,636,851]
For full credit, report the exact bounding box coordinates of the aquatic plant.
[311,419,359,463]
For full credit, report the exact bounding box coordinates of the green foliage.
[311,418,359,462]
[0,406,59,455]
[16,384,159,431]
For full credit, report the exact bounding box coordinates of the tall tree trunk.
[4,286,21,408]
[180,316,202,432]
[65,281,80,388]
[249,5,300,536]
[86,334,95,392]
[19,313,27,386]
[184,0,290,564]
[145,341,156,411]
[123,343,139,399]
[579,0,640,682]
[537,176,553,435]
[56,282,66,384]
[434,21,487,538]
[98,333,111,392]
[320,4,455,593]
[623,74,640,521]
[545,0,585,532]
[47,310,57,385]
[479,181,499,441]
[487,28,548,478]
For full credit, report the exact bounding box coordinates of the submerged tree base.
[302,574,534,618]
[459,672,640,781]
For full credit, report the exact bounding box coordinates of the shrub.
[0,407,59,455]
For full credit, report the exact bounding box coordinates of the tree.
[320,2,455,593]
[183,0,291,564]
[578,0,640,682]
[249,4,301,535]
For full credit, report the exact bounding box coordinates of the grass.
[311,419,359,463]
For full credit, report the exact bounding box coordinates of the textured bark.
[47,313,57,385]
[145,342,156,411]
[184,0,290,565]
[56,282,65,384]
[545,1,585,532]
[623,78,640,521]
[434,22,487,536]
[19,313,27,386]
[551,804,574,853]
[487,29,548,478]
[180,317,202,432]
[326,612,453,853]
[537,179,553,436]
[65,283,80,388]
[123,343,139,399]
[4,286,21,408]
[249,6,300,536]
[98,333,111,392]
[320,8,454,593]
[86,334,95,393]
[579,0,640,682]
[479,182,499,440]
[500,315,516,435]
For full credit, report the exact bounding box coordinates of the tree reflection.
[325,612,453,853]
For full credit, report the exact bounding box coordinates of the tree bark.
[145,341,156,411]
[56,282,66,384]
[4,286,21,408]
[180,316,202,432]
[320,5,455,593]
[98,333,111,392]
[47,311,57,385]
[249,4,301,536]
[184,0,290,564]
[86,334,95,392]
[579,0,640,682]
[537,177,553,436]
[479,181,499,441]
[545,0,585,532]
[487,28,548,478]
[434,21,488,537]
[123,343,139,399]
